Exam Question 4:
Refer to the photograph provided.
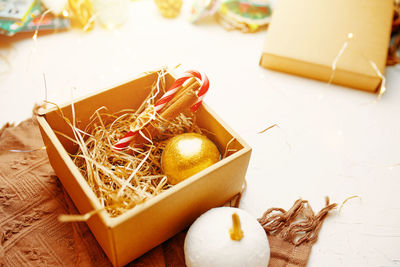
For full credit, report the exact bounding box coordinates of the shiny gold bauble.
[161,133,220,185]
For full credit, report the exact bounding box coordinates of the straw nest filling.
[56,70,204,217]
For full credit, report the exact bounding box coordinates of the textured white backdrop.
[0,0,399,266]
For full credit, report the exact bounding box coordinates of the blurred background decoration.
[216,0,272,32]
[154,0,183,18]
[1,0,399,42]
[190,0,273,32]
[0,0,130,35]
[0,0,276,37]
[0,0,398,76]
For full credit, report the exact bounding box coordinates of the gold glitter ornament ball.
[161,133,220,185]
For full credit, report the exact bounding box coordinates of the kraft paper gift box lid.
[260,0,394,92]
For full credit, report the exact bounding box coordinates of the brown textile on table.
[258,198,337,267]
[0,118,188,267]
[127,232,186,267]
[0,118,111,266]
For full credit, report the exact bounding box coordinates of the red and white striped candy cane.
[186,70,209,112]
[113,70,209,151]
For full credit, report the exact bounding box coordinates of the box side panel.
[112,149,251,266]
[195,104,245,157]
[261,53,380,92]
[37,117,117,266]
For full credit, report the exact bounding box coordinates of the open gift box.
[36,71,252,266]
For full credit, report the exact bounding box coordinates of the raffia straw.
[117,130,154,197]
[59,208,104,222]
[328,33,353,84]
[32,9,52,41]
[9,146,46,153]
[369,60,386,98]
[52,70,203,217]
[223,137,238,158]
[258,123,278,134]
[338,195,361,213]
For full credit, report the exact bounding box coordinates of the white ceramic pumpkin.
[184,207,270,267]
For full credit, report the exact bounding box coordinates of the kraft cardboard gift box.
[260,0,394,92]
[36,71,251,266]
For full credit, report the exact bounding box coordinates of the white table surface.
[1,0,400,266]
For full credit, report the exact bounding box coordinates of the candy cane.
[186,70,209,112]
[113,70,209,151]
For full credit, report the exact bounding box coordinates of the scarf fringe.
[258,197,337,245]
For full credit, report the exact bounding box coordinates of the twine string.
[328,33,353,84]
[329,32,388,96]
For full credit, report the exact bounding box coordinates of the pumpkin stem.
[229,213,244,241]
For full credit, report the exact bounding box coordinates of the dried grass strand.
[338,195,361,213]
